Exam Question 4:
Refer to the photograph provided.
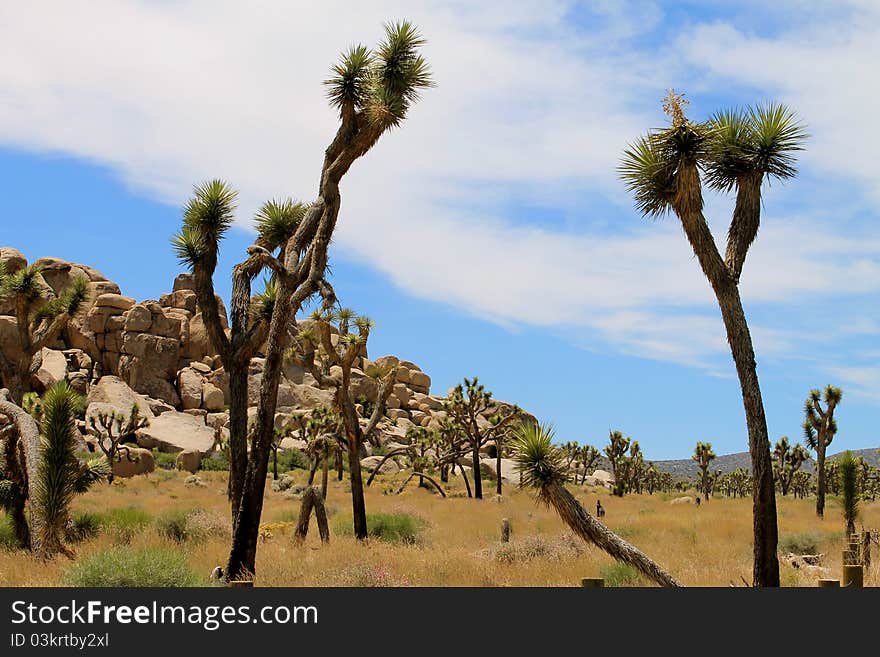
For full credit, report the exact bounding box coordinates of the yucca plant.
[0,262,89,404]
[514,422,680,587]
[619,91,807,587]
[838,451,859,540]
[692,441,716,501]
[33,382,109,558]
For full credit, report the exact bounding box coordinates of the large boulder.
[86,376,156,418]
[0,247,26,275]
[670,496,694,505]
[175,449,202,474]
[360,455,400,475]
[202,382,225,411]
[112,447,155,478]
[177,367,204,410]
[135,410,215,454]
[480,457,520,484]
[31,348,68,392]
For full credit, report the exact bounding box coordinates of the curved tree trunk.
[365,448,410,487]
[0,394,41,551]
[543,481,680,587]
[395,471,446,497]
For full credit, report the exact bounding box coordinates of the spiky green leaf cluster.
[251,277,278,325]
[838,450,859,532]
[171,179,237,267]
[254,198,309,251]
[32,276,90,325]
[513,422,567,494]
[0,264,45,303]
[324,21,434,131]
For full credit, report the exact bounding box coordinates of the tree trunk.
[714,283,779,587]
[816,443,826,518]
[495,438,502,496]
[544,482,680,587]
[321,455,329,500]
[348,437,368,540]
[227,363,249,514]
[472,445,482,500]
[0,396,41,550]
[272,449,278,481]
[336,449,343,481]
[293,486,330,545]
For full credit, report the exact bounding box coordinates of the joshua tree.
[0,262,89,404]
[444,377,521,500]
[514,422,681,587]
[643,463,661,495]
[692,442,716,501]
[771,436,809,496]
[87,404,149,485]
[838,451,859,540]
[803,385,842,518]
[604,430,631,497]
[577,444,601,485]
[285,309,397,540]
[620,92,807,586]
[177,21,431,581]
[32,382,108,558]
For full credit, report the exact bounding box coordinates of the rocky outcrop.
[135,411,216,454]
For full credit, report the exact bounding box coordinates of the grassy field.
[1,468,878,587]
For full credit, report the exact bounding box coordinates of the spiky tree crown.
[513,422,567,497]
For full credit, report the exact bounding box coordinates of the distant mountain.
[649,447,880,481]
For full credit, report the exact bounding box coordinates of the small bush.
[333,512,425,544]
[156,508,230,543]
[273,449,310,473]
[600,562,643,587]
[336,563,410,587]
[62,547,202,587]
[156,509,190,543]
[152,450,178,471]
[0,516,19,551]
[66,512,102,543]
[779,532,823,555]
[200,452,229,471]
[98,506,152,544]
[485,534,585,563]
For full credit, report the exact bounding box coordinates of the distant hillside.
[649,447,880,481]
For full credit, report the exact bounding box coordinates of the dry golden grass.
[1,468,878,587]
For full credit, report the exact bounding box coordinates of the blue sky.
[1,1,877,460]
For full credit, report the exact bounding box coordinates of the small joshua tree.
[0,262,89,404]
[514,422,681,587]
[771,436,809,496]
[87,404,149,485]
[803,385,842,518]
[32,382,109,558]
[692,442,716,501]
[578,444,601,485]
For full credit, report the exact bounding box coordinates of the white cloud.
[0,0,877,376]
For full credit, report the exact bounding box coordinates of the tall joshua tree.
[0,261,89,404]
[514,422,681,587]
[692,441,716,501]
[620,92,807,586]
[172,21,432,580]
[604,430,631,497]
[838,451,859,539]
[803,385,842,518]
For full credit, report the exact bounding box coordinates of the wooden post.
[501,518,510,543]
[581,577,604,587]
[817,579,839,587]
[842,565,863,588]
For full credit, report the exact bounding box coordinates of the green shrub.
[0,515,19,551]
[333,512,425,544]
[62,547,202,587]
[779,532,823,555]
[156,509,190,543]
[98,506,152,544]
[486,534,585,563]
[273,449,310,473]
[152,449,178,471]
[200,452,229,471]
[600,562,643,587]
[66,511,102,543]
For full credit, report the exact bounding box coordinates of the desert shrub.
[274,449,310,473]
[65,511,102,543]
[0,515,18,551]
[98,506,152,544]
[152,450,178,471]
[779,532,823,554]
[62,547,202,587]
[156,508,230,543]
[156,509,190,543]
[600,562,643,587]
[333,512,424,544]
[336,563,410,587]
[200,452,229,471]
[485,534,585,563]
